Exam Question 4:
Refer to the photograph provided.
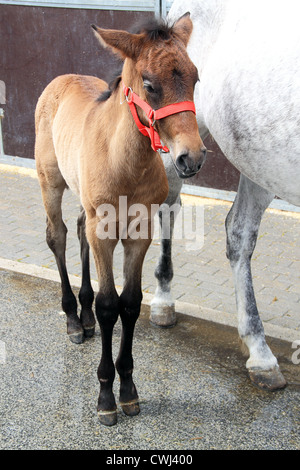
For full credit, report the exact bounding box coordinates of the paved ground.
[0,158,299,450]
[0,158,299,342]
[0,269,299,450]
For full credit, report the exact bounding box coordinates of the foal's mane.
[97,71,122,103]
[131,17,173,40]
[97,18,173,103]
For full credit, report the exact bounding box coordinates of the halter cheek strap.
[122,83,196,153]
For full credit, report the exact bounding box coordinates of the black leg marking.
[96,291,120,426]
[46,217,83,343]
[116,291,142,416]
[77,208,95,337]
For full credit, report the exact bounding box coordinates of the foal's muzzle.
[175,147,207,179]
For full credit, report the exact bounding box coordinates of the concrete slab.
[0,269,299,450]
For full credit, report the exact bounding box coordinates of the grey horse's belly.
[198,67,300,206]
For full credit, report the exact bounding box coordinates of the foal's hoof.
[67,316,84,344]
[97,409,118,426]
[84,326,95,338]
[68,331,84,344]
[80,308,96,339]
[248,366,287,391]
[150,303,177,328]
[120,399,140,417]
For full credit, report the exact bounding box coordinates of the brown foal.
[35,14,206,425]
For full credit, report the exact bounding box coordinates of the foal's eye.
[143,80,156,94]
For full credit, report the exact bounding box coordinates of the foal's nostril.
[176,148,207,176]
[176,154,188,172]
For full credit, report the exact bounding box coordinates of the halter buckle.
[125,86,133,104]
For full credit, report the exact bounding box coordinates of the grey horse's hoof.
[150,303,177,328]
[248,366,287,391]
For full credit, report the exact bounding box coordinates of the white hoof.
[248,366,287,391]
[150,291,177,327]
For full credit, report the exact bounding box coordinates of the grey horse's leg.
[150,157,183,327]
[225,174,286,390]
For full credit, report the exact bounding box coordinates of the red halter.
[122,83,196,153]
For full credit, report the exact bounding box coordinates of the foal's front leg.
[86,216,120,426]
[116,236,152,417]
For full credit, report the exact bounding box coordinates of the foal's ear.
[172,12,193,47]
[91,24,140,59]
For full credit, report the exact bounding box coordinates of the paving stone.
[0,168,299,338]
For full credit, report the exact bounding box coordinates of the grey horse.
[151,0,300,391]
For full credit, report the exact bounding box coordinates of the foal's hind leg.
[226,175,286,390]
[77,207,96,337]
[38,171,84,344]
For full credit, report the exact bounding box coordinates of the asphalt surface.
[0,269,299,450]
[0,157,299,450]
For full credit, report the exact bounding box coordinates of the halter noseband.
[122,83,196,153]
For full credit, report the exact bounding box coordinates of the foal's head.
[92,14,206,179]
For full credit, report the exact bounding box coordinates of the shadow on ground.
[0,269,299,450]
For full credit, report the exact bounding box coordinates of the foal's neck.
[93,82,167,205]
[104,82,157,170]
